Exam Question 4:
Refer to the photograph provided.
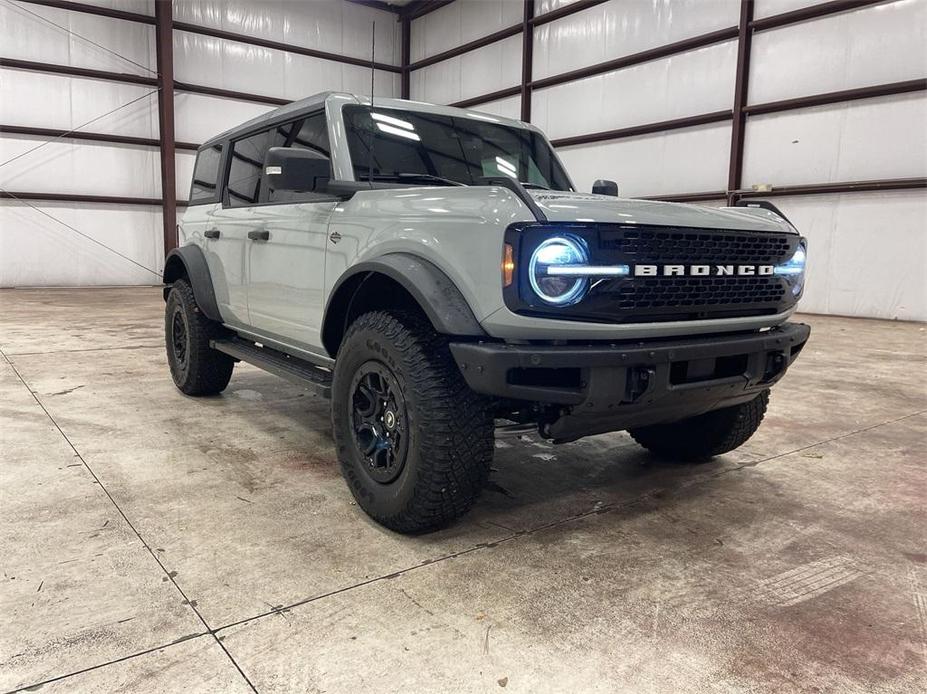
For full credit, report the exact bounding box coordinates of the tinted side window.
[189,144,222,203]
[291,113,330,157]
[227,126,287,207]
[226,113,332,207]
[264,112,333,204]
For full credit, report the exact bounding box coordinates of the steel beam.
[154,0,176,255]
[172,21,401,73]
[745,79,927,116]
[19,0,154,24]
[401,14,411,99]
[751,0,886,31]
[521,0,534,122]
[727,0,754,205]
[550,110,733,148]
[0,124,198,150]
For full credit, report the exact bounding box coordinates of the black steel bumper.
[450,322,811,440]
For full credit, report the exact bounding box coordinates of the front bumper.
[450,322,811,440]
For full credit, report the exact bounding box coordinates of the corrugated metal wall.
[0,0,400,286]
[2,0,925,321]
[410,0,927,321]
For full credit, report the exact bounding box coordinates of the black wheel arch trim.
[323,253,486,356]
[162,245,222,322]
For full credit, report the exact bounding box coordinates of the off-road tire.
[165,278,234,396]
[331,310,494,534]
[629,390,769,461]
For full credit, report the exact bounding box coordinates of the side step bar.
[211,337,332,398]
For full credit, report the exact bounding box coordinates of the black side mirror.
[262,147,330,197]
[592,179,619,197]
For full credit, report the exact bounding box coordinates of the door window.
[189,144,223,204]
[226,112,332,207]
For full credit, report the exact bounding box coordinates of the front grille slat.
[602,228,794,265]
[611,276,786,311]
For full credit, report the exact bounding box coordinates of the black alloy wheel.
[350,361,409,484]
[170,308,189,369]
[330,310,495,533]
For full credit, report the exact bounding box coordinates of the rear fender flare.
[162,246,222,322]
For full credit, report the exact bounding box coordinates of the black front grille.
[609,276,787,311]
[600,228,794,264]
[504,222,802,324]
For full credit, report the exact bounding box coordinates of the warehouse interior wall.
[1,0,925,321]
[409,0,927,321]
[0,0,400,287]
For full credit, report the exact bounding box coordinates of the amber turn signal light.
[502,243,515,287]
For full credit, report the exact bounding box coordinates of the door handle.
[204,229,220,239]
[248,230,270,241]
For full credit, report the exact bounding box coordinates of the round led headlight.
[528,236,589,305]
[774,241,807,297]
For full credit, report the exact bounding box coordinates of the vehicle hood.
[528,190,796,234]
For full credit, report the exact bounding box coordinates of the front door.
[222,110,336,353]
[246,200,335,351]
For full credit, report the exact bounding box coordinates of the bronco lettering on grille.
[633,264,775,277]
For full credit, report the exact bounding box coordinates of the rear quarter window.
[189,144,223,204]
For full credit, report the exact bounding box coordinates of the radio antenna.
[368,21,375,184]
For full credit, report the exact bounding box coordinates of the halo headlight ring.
[528,235,590,306]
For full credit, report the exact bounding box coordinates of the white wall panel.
[536,0,583,15]
[66,1,153,14]
[533,0,739,81]
[532,41,737,140]
[410,35,521,105]
[770,191,927,320]
[174,30,399,104]
[742,93,927,188]
[555,122,732,197]
[0,201,163,287]
[470,95,522,121]
[174,93,274,145]
[0,136,160,198]
[0,2,155,76]
[753,0,820,19]
[0,69,159,139]
[173,0,401,65]
[410,0,522,62]
[749,0,927,103]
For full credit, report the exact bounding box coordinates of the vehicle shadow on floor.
[225,369,730,538]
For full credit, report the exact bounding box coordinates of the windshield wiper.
[370,173,466,187]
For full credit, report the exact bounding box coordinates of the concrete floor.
[0,287,924,694]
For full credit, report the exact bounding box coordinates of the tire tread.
[629,390,769,461]
[333,310,494,533]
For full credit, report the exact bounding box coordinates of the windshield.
[342,105,573,191]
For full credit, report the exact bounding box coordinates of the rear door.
[208,126,290,329]
[186,143,248,328]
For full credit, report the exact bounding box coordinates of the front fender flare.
[324,253,485,347]
[162,246,222,322]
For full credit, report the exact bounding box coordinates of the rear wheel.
[165,278,234,395]
[331,311,494,534]
[629,390,769,461]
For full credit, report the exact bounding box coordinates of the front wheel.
[331,311,494,534]
[629,390,769,461]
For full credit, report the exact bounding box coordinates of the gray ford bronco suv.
[163,92,810,533]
